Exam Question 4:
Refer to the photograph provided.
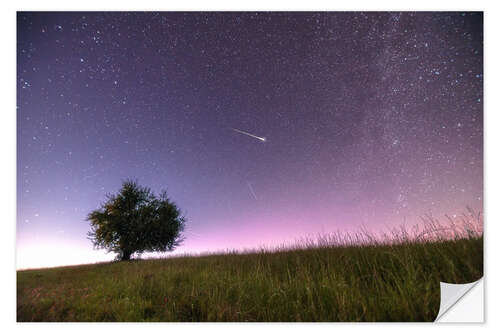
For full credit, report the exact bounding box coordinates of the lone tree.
[87,180,186,261]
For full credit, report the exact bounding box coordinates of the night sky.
[17,12,483,269]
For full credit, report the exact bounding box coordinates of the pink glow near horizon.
[17,202,482,270]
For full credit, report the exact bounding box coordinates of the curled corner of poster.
[435,278,484,323]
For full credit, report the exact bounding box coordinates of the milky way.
[17,12,483,268]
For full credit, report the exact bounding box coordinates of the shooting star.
[246,181,258,200]
[232,128,267,142]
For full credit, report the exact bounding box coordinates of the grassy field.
[17,215,483,322]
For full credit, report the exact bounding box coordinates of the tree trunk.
[121,249,132,261]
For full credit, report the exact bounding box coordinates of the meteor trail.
[232,128,267,142]
[246,181,258,200]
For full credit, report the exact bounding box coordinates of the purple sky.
[17,12,483,269]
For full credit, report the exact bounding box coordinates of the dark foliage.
[87,180,185,260]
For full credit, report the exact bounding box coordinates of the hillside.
[17,230,483,321]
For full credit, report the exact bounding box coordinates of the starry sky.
[17,12,483,269]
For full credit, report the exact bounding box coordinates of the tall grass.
[17,210,483,322]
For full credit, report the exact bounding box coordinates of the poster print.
[17,12,483,322]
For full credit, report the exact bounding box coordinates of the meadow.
[17,212,483,322]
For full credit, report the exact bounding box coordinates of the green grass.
[17,214,483,322]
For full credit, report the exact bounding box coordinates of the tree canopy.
[87,180,186,260]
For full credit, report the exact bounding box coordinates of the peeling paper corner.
[435,278,483,322]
